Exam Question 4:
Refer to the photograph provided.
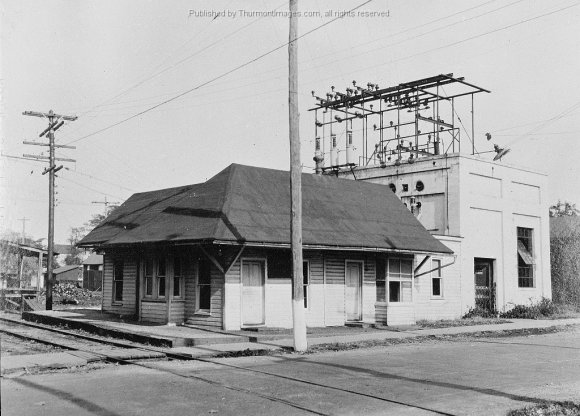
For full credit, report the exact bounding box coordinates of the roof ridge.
[210,164,238,239]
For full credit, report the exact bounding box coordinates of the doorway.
[241,260,265,326]
[345,261,363,321]
[474,258,495,311]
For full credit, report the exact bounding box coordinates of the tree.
[64,205,120,265]
[549,200,579,217]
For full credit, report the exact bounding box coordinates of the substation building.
[311,73,551,324]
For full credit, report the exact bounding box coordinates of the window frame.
[142,257,177,300]
[376,258,387,303]
[387,257,414,304]
[196,258,212,313]
[156,257,166,298]
[303,260,310,309]
[173,256,184,298]
[112,260,124,303]
[431,259,443,298]
[144,258,154,298]
[517,227,535,288]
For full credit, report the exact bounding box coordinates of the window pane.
[388,259,400,277]
[157,258,166,276]
[401,281,412,302]
[145,259,153,276]
[432,278,441,296]
[158,276,165,297]
[389,281,400,302]
[114,281,123,301]
[173,276,181,297]
[303,285,308,308]
[199,284,211,310]
[114,262,123,281]
[174,257,182,277]
[145,276,153,296]
[433,260,441,277]
[303,261,309,285]
[401,259,412,276]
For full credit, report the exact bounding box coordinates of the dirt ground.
[0,333,64,356]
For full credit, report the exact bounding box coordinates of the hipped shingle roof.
[79,164,452,255]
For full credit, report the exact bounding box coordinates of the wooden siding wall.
[140,301,167,324]
[102,255,137,317]
[186,262,224,328]
[306,252,325,327]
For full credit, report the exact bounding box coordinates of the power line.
[63,0,373,147]
[59,175,126,201]
[57,1,288,142]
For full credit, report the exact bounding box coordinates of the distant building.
[53,265,82,285]
[82,253,103,291]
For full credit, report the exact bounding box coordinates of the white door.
[345,262,362,321]
[242,261,265,325]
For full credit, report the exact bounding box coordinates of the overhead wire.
[57,1,289,142]
[62,0,373,147]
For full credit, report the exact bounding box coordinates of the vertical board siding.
[224,260,241,330]
[362,258,376,323]
[324,256,346,326]
[305,252,325,327]
[184,255,197,319]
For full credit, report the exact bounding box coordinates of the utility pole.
[289,0,307,352]
[23,110,77,310]
[17,217,29,243]
[92,196,119,216]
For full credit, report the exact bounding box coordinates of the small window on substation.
[389,183,396,193]
[416,181,424,192]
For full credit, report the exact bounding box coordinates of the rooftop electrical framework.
[310,74,490,174]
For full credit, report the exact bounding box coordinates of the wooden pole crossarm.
[23,154,76,162]
[23,110,78,121]
[23,141,76,149]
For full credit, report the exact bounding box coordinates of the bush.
[462,307,498,319]
[500,298,564,319]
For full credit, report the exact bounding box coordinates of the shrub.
[462,307,498,319]
[500,298,564,319]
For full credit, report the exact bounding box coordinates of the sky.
[1,0,579,244]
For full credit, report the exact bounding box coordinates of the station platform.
[21,309,252,348]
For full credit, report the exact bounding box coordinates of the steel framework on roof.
[309,74,490,173]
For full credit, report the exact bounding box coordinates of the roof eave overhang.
[208,239,453,256]
[85,238,453,257]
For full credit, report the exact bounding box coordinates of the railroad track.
[1,316,457,415]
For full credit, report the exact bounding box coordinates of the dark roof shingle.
[79,164,451,254]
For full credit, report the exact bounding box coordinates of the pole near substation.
[23,110,77,310]
[289,0,307,352]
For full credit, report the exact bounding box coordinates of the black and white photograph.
[1,1,579,415]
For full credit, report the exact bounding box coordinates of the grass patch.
[507,401,580,416]
[500,298,580,320]
[305,325,576,354]
[417,316,510,329]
